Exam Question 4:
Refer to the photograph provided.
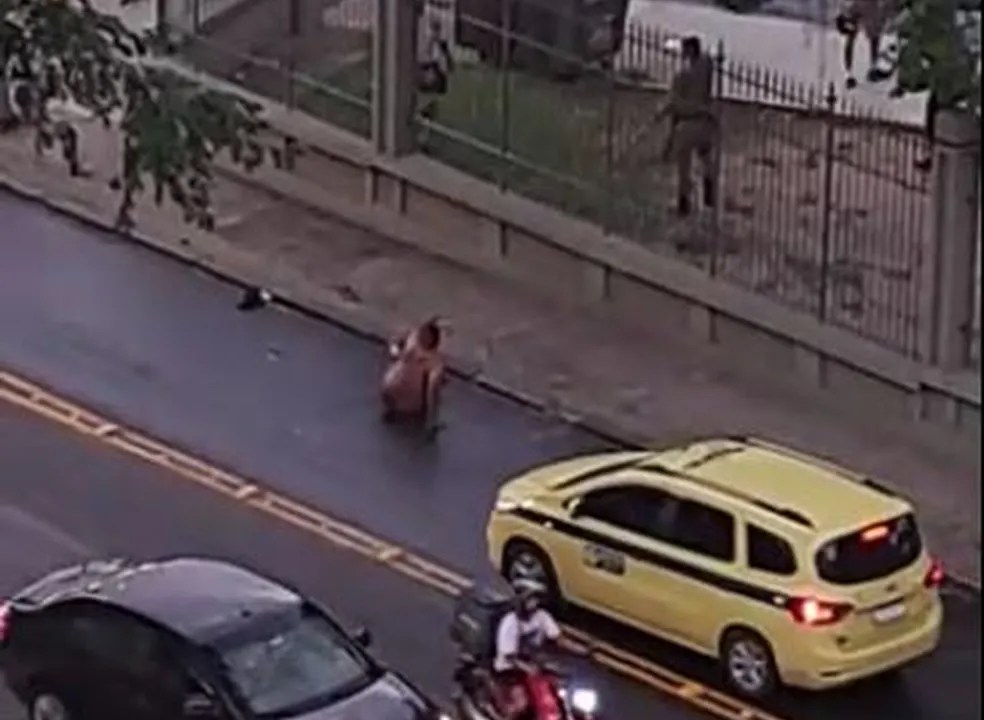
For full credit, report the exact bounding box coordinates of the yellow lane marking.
[0,369,787,720]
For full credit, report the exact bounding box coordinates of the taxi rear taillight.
[787,596,853,627]
[924,558,945,589]
[0,602,11,643]
[860,524,890,543]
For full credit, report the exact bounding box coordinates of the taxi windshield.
[215,604,378,718]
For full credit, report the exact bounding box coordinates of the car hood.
[292,673,433,720]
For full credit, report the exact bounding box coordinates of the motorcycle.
[450,587,601,720]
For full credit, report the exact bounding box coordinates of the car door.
[66,606,186,719]
[562,483,681,636]
[150,641,242,720]
[8,604,116,717]
[650,496,739,652]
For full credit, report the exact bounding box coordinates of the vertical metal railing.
[817,83,838,323]
[970,195,982,368]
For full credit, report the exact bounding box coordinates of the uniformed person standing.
[660,36,718,218]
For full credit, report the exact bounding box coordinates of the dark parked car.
[0,557,446,720]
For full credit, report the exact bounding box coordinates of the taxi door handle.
[583,543,626,576]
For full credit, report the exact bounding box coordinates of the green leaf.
[1,0,275,228]
[881,0,981,113]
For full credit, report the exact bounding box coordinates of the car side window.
[576,485,677,542]
[668,499,736,562]
[67,606,196,695]
[747,524,797,575]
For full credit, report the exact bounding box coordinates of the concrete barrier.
[173,62,980,440]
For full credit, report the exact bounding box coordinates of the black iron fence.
[418,0,933,358]
[163,0,374,137]
[972,210,982,369]
[158,0,978,367]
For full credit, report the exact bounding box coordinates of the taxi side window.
[747,524,797,575]
[670,499,735,562]
[577,485,675,541]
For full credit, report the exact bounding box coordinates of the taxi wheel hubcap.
[508,550,547,586]
[31,694,69,720]
[728,639,770,693]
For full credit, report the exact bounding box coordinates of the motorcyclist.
[491,579,562,720]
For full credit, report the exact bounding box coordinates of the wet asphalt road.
[0,395,696,720]
[0,190,980,720]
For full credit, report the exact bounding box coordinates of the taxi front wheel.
[720,628,778,699]
[502,540,561,609]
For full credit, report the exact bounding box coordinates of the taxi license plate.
[873,602,906,624]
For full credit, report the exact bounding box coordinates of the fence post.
[924,109,981,370]
[496,0,512,189]
[602,43,616,232]
[371,0,418,155]
[707,40,726,277]
[816,83,837,322]
[154,0,166,36]
[285,0,300,109]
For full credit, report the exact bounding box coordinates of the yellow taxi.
[485,436,944,698]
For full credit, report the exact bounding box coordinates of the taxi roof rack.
[637,462,815,529]
[726,436,898,498]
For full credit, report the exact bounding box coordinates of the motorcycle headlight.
[570,688,599,715]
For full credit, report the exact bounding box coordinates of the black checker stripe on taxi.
[510,508,790,609]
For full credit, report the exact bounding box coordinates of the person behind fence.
[835,0,893,88]
[417,16,454,123]
[659,35,718,218]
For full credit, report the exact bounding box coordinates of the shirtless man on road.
[381,318,446,433]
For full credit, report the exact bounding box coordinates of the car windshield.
[216,604,377,718]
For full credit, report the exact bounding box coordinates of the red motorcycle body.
[523,670,565,720]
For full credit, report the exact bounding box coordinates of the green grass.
[288,55,671,236]
[293,57,373,138]
[422,65,611,224]
[421,64,671,235]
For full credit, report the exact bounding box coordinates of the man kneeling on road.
[380,317,446,433]
[491,579,562,720]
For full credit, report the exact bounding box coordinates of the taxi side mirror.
[352,626,373,648]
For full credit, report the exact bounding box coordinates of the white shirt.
[494,610,561,672]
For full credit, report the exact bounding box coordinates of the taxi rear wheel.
[502,540,561,609]
[720,628,778,699]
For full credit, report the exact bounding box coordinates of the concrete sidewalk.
[0,121,978,587]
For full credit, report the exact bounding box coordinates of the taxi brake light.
[924,559,945,589]
[787,596,853,627]
[860,524,890,542]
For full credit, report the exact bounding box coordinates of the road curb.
[1,174,980,597]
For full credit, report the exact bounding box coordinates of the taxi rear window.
[815,513,922,585]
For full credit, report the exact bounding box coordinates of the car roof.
[634,437,911,535]
[14,557,301,642]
